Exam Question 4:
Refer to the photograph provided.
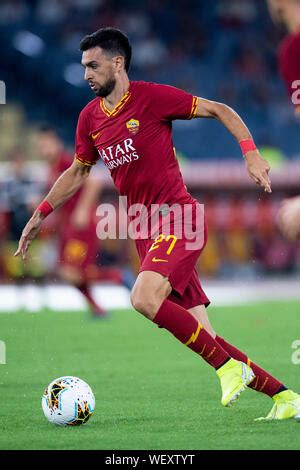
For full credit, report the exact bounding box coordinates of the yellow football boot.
[216,358,255,407]
[255,390,300,421]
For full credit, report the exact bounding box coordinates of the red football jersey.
[75,81,198,234]
[278,32,300,113]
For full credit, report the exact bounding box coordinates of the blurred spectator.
[217,0,258,27]
[133,34,167,68]
[36,0,70,24]
[0,0,28,24]
[1,148,45,280]
[3,148,40,241]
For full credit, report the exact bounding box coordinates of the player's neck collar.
[100,82,132,118]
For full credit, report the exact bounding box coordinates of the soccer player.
[35,125,109,317]
[15,28,300,420]
[267,0,300,240]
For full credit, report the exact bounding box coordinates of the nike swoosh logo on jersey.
[91,131,101,140]
[152,257,168,263]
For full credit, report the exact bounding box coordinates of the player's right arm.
[44,158,92,210]
[147,82,271,193]
[14,158,92,259]
[15,106,99,259]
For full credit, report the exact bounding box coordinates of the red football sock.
[77,282,107,317]
[216,336,285,397]
[153,300,230,369]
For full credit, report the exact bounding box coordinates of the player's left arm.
[194,98,272,193]
[14,159,92,259]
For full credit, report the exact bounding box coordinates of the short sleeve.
[147,83,198,121]
[75,109,99,166]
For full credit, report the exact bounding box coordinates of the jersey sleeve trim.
[189,96,198,119]
[75,154,95,167]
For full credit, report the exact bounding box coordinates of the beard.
[94,76,116,97]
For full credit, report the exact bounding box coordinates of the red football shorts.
[135,203,210,310]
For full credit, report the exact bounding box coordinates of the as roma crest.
[126,118,140,135]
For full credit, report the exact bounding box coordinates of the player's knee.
[130,290,161,320]
[131,273,171,319]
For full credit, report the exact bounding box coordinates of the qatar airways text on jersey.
[97,138,140,170]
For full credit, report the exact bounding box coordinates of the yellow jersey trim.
[75,155,95,167]
[189,96,198,119]
[100,92,131,117]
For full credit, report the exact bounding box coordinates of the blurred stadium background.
[1,0,300,312]
[2,0,300,453]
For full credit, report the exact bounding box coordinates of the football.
[42,376,95,426]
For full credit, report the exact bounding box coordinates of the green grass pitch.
[0,300,300,450]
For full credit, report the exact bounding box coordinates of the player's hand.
[278,196,300,241]
[244,150,272,193]
[14,212,44,260]
[71,207,90,230]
